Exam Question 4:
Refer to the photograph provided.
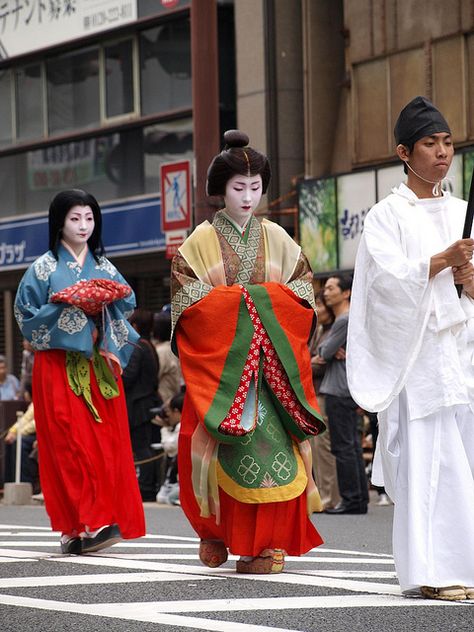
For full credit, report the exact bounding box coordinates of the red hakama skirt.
[179,398,323,557]
[33,349,145,538]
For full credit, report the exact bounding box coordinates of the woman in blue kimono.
[15,189,145,554]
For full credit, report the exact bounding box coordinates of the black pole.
[456,166,474,297]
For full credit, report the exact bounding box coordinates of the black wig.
[48,189,105,261]
[206,130,271,197]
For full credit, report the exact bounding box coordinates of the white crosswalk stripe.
[0,522,471,632]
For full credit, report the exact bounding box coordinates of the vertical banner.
[337,171,376,270]
[298,178,337,274]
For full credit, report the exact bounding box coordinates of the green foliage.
[298,179,337,273]
[464,151,474,200]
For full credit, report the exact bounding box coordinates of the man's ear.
[396,144,410,162]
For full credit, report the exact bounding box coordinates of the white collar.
[221,210,252,234]
[392,182,450,204]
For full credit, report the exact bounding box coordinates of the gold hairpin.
[242,150,251,177]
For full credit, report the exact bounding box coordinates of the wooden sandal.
[420,585,466,601]
[464,587,474,599]
[199,539,228,568]
[236,548,285,574]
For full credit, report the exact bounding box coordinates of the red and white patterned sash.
[219,286,318,437]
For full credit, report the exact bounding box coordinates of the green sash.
[66,348,120,423]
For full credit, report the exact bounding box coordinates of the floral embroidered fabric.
[51,278,131,316]
[219,286,318,437]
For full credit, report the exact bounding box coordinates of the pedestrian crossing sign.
[160,160,192,232]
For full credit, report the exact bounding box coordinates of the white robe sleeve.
[347,201,432,412]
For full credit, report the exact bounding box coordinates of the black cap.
[394,96,451,146]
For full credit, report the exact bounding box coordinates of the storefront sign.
[337,171,376,270]
[0,194,165,270]
[0,0,138,60]
[27,137,114,191]
[299,152,470,275]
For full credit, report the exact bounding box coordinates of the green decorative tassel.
[66,348,119,423]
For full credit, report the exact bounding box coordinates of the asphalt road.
[0,497,472,632]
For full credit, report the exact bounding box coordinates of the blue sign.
[0,195,165,271]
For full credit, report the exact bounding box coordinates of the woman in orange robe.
[171,131,325,573]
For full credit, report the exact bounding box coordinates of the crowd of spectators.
[2,291,383,513]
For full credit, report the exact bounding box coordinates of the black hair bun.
[224,129,249,149]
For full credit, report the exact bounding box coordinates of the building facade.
[0,0,235,373]
[232,1,474,276]
[3,0,473,372]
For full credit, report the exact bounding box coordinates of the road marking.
[0,571,215,589]
[0,594,298,632]
[0,548,52,559]
[0,592,466,618]
[0,523,50,531]
[0,531,202,542]
[48,555,402,595]
[0,556,38,563]
[0,522,469,632]
[0,542,396,565]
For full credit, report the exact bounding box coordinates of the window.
[0,119,193,218]
[0,71,12,147]
[143,118,193,193]
[105,39,135,118]
[16,64,44,141]
[0,14,194,150]
[140,19,192,115]
[47,47,100,135]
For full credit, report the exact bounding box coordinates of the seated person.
[4,384,39,492]
[155,392,183,505]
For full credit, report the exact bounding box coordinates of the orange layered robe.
[171,212,325,556]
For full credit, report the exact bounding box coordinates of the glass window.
[47,47,100,136]
[16,64,44,141]
[140,19,192,115]
[143,118,193,194]
[0,70,12,147]
[0,119,193,218]
[0,154,21,217]
[105,39,134,118]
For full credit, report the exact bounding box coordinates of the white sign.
[376,164,405,200]
[165,229,187,260]
[376,156,463,200]
[445,153,463,198]
[337,171,376,270]
[0,0,137,60]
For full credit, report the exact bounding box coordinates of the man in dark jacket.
[122,309,160,501]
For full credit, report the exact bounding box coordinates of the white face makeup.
[224,174,263,226]
[62,205,95,254]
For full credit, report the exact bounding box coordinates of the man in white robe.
[347,96,474,601]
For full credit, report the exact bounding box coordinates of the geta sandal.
[420,585,466,601]
[236,548,285,574]
[199,539,228,568]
